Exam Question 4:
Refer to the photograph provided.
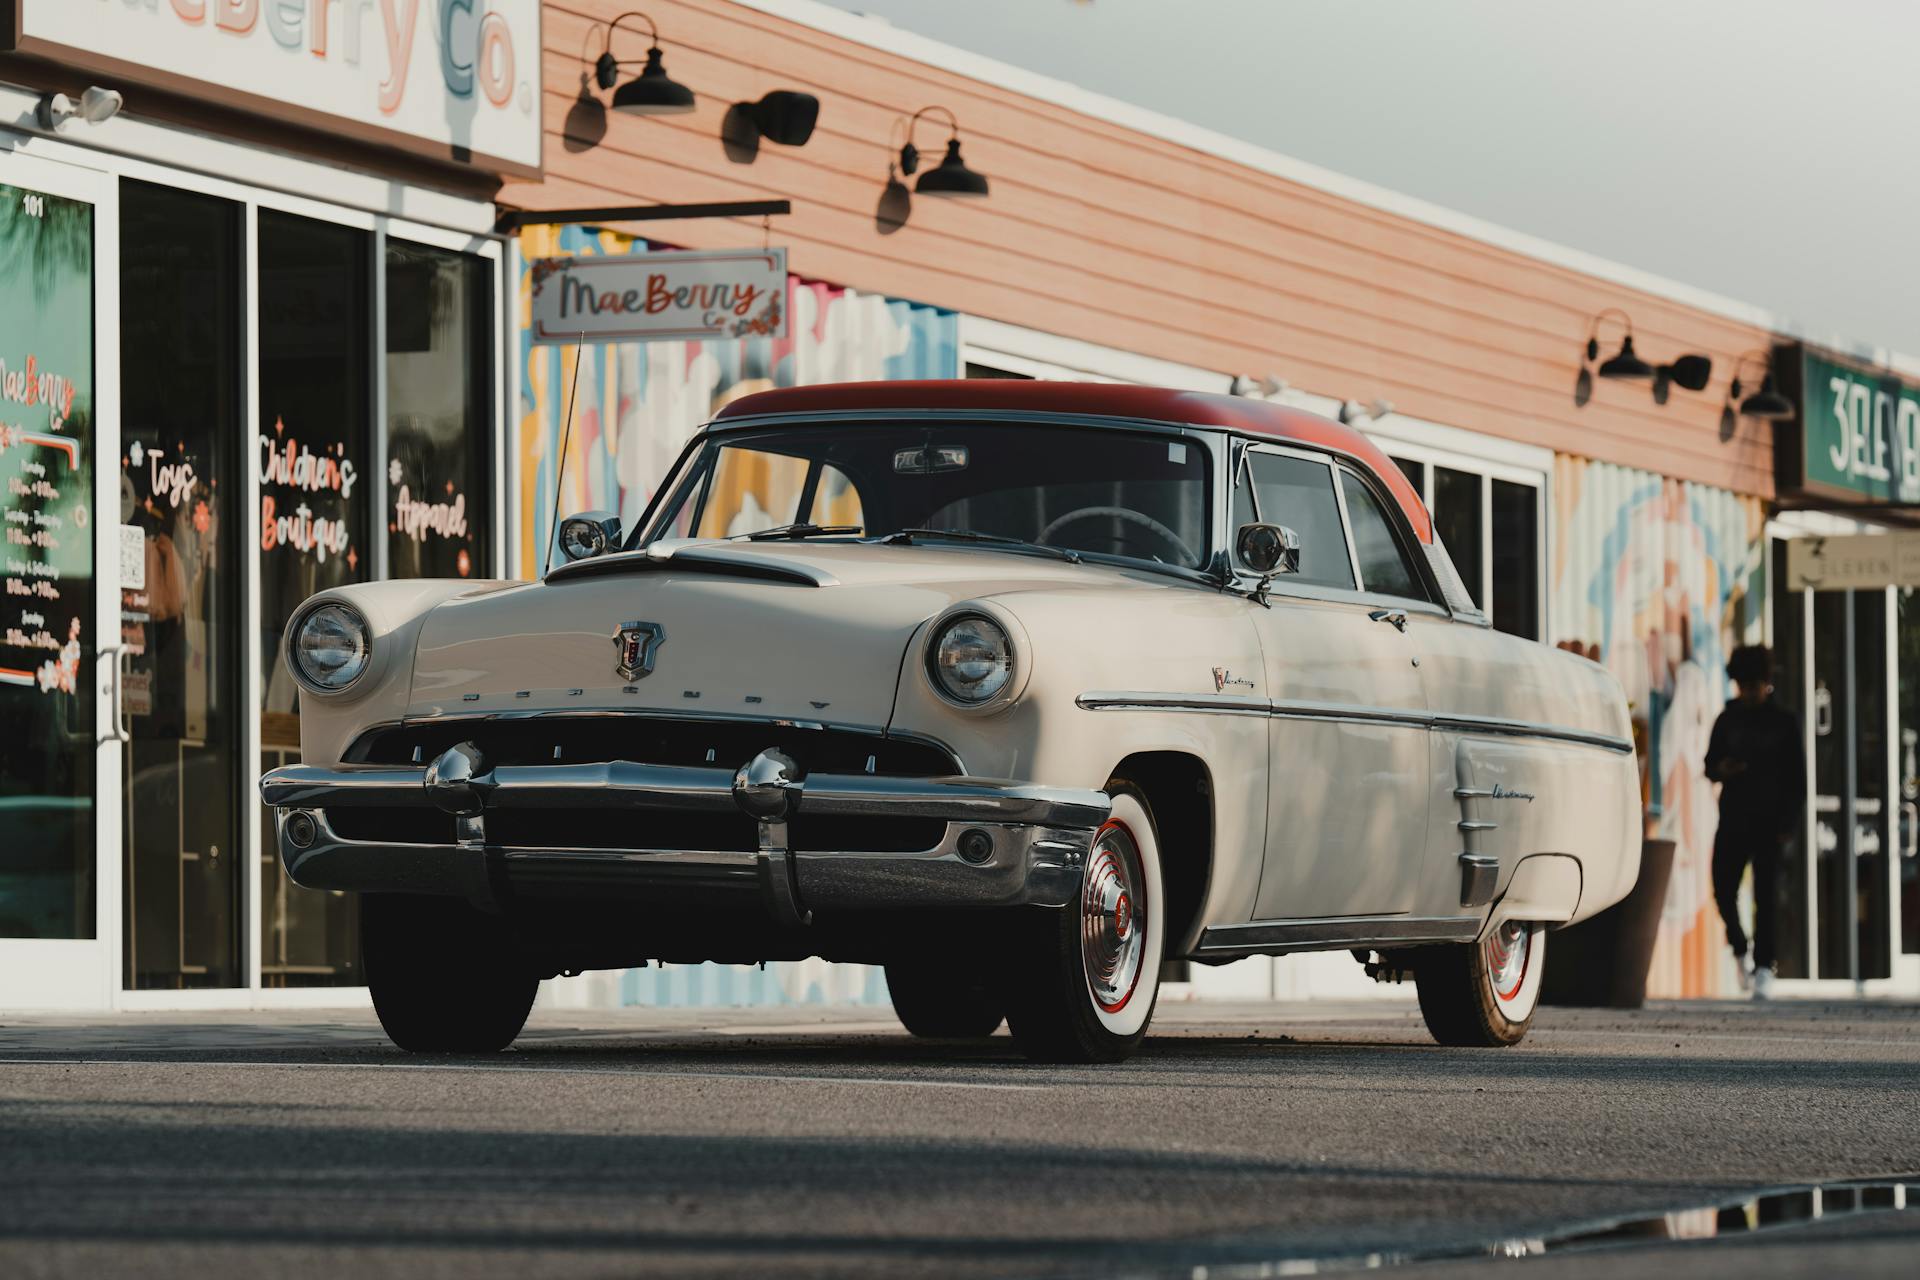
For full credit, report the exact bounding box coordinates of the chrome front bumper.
[259,744,1109,926]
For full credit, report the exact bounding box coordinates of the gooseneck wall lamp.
[1586,308,1654,380]
[899,106,990,198]
[594,12,696,115]
[1728,351,1796,420]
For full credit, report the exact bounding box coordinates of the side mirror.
[557,511,622,562]
[1236,522,1301,576]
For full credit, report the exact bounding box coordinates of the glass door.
[118,180,244,990]
[1807,587,1894,984]
[0,151,119,1009]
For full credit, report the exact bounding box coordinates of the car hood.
[406,541,1155,726]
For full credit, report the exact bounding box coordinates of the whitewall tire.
[1001,785,1165,1063]
[1414,918,1546,1047]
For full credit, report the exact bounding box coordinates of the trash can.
[1540,838,1676,1009]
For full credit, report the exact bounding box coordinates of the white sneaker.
[1752,966,1774,1001]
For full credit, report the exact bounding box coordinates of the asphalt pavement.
[0,996,1915,1278]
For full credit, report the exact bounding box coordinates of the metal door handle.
[1368,609,1408,633]
[1903,800,1918,859]
[98,645,131,744]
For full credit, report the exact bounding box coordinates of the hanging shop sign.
[1775,341,1920,507]
[2,1,543,177]
[529,249,789,345]
[1784,531,1920,591]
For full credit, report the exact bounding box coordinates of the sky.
[821,0,1920,357]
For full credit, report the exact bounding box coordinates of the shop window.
[257,210,372,987]
[1490,478,1540,641]
[1234,452,1353,589]
[119,179,244,988]
[0,179,97,941]
[1390,455,1425,495]
[385,241,492,580]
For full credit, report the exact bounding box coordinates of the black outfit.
[1704,695,1805,969]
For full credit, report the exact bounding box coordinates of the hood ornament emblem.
[612,620,666,681]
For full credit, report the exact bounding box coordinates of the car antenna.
[541,332,586,578]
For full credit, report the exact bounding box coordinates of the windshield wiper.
[738,523,863,542]
[885,527,1082,565]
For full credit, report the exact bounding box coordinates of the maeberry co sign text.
[529,249,789,345]
[3,1,542,176]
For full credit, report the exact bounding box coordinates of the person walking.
[1704,645,1804,998]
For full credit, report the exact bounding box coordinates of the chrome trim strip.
[1194,914,1481,958]
[1457,819,1499,832]
[1454,786,1495,799]
[1077,690,1632,753]
[1429,712,1632,753]
[1074,691,1270,716]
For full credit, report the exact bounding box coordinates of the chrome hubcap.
[1081,821,1146,1012]
[1484,920,1531,1003]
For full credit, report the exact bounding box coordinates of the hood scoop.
[544,542,837,588]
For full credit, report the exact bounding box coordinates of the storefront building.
[3,0,1912,1012]
[0,1,532,1008]
[498,0,1915,1007]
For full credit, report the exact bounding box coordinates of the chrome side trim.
[1074,691,1270,716]
[1430,711,1630,752]
[1193,914,1482,959]
[1457,819,1499,833]
[1078,691,1633,753]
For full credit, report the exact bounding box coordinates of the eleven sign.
[1784,531,1920,592]
[529,249,790,345]
[4,0,543,175]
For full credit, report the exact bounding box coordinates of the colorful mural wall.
[514,226,958,1007]
[1551,456,1769,998]
[515,225,958,575]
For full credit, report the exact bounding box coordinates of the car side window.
[1233,450,1355,590]
[1339,469,1430,601]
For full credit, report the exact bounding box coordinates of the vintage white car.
[261,381,1640,1062]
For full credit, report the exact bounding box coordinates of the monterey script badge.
[612,621,666,681]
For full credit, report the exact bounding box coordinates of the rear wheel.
[886,961,1005,1038]
[362,893,539,1053]
[1000,786,1165,1064]
[1415,919,1545,1047]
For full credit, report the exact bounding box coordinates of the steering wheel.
[1037,506,1197,565]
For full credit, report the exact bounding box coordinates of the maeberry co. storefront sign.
[529,249,790,344]
[2,0,542,176]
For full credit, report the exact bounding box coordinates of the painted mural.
[1550,456,1768,997]
[515,224,958,575]
[515,225,958,1007]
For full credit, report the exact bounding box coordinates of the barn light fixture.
[1729,351,1795,420]
[1337,398,1394,425]
[899,106,989,198]
[1229,374,1288,399]
[1585,309,1654,381]
[594,12,695,116]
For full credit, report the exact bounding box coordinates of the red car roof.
[713,380,1432,543]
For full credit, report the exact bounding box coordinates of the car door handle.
[1367,609,1408,633]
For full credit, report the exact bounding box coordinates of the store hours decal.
[0,354,86,694]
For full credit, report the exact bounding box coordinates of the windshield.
[640,421,1213,570]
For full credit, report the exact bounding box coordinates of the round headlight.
[290,603,371,693]
[928,614,1014,705]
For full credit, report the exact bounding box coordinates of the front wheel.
[1000,786,1166,1064]
[362,893,539,1053]
[1415,919,1546,1047]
